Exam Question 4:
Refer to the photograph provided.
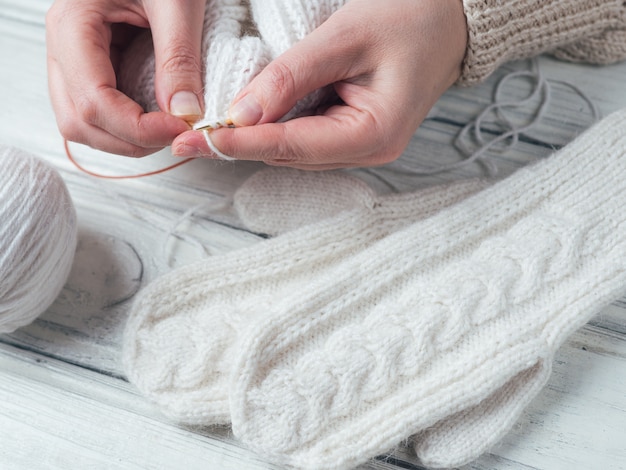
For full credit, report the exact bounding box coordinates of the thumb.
[146,0,206,122]
[228,18,360,127]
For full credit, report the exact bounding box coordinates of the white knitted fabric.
[248,0,347,121]
[413,361,551,467]
[192,0,270,129]
[119,0,346,130]
[229,108,626,469]
[0,146,77,333]
[123,172,485,425]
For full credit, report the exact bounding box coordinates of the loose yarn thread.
[82,173,231,269]
[203,130,236,161]
[393,59,600,176]
[64,139,195,179]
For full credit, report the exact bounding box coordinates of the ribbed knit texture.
[414,361,551,468]
[119,0,269,129]
[0,147,77,333]
[229,108,626,470]
[123,173,486,425]
[460,0,626,84]
[192,0,270,129]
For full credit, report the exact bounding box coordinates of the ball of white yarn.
[0,146,78,334]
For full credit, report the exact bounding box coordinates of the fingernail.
[173,142,209,158]
[170,91,202,121]
[229,94,263,126]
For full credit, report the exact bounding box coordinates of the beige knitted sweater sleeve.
[460,0,626,84]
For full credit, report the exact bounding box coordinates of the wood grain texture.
[0,1,625,469]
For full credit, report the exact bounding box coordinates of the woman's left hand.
[172,0,468,169]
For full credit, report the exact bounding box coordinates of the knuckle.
[57,117,82,143]
[132,118,152,148]
[45,2,65,27]
[73,90,100,126]
[160,44,201,75]
[125,145,150,159]
[44,6,57,27]
[264,60,298,100]
[265,127,300,164]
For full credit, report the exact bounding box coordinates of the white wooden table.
[1,2,625,469]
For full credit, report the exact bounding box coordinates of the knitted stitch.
[250,0,345,59]
[123,172,486,425]
[460,0,626,84]
[552,29,626,64]
[230,108,626,470]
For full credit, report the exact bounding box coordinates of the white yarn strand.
[393,60,600,176]
[203,130,236,161]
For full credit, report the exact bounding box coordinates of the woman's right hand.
[46,0,207,157]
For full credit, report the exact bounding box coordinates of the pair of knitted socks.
[124,109,626,469]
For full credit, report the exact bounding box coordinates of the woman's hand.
[173,0,468,169]
[46,0,206,157]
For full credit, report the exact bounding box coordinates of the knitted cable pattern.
[460,0,626,84]
[123,173,486,425]
[230,108,626,470]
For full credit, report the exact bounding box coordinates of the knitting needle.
[192,118,235,131]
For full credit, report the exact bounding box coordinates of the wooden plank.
[1,326,625,470]
[0,1,625,469]
[0,343,419,470]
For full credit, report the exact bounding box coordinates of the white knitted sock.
[233,168,409,236]
[229,109,626,470]
[239,170,560,469]
[413,360,551,468]
[123,172,485,425]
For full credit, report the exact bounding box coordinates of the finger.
[172,130,363,170]
[145,0,206,121]
[172,104,405,167]
[227,10,370,127]
[48,56,173,157]
[48,7,190,151]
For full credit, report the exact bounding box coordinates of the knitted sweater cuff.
[459,0,626,85]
